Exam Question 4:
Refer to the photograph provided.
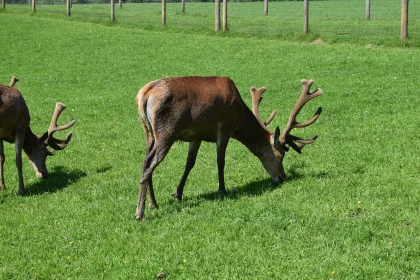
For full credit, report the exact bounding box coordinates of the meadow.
[0,3,420,279]
[2,1,420,47]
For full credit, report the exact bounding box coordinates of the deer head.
[250,79,323,182]
[28,103,76,178]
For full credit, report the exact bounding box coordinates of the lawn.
[0,6,420,280]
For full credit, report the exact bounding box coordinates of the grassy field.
[2,0,420,47]
[1,5,420,280]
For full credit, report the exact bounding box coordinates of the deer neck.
[22,128,38,155]
[233,108,273,158]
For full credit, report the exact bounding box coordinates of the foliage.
[0,6,420,280]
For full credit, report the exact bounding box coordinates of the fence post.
[222,0,227,31]
[303,0,308,33]
[366,0,370,20]
[162,0,166,26]
[66,0,71,16]
[119,0,122,9]
[215,0,220,31]
[401,0,408,40]
[2,0,5,9]
[111,0,115,21]
[182,0,185,13]
[264,0,268,16]
[32,0,36,12]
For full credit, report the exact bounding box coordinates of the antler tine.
[279,79,323,152]
[45,102,76,150]
[48,102,76,135]
[284,135,318,154]
[250,86,277,127]
[264,110,277,126]
[48,132,74,151]
[9,76,19,87]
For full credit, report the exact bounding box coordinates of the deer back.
[136,76,247,143]
[0,85,30,143]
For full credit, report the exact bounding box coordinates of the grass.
[2,0,420,47]
[1,4,420,280]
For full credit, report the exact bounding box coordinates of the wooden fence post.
[66,0,71,16]
[264,0,268,16]
[366,0,370,20]
[32,0,36,12]
[2,0,5,9]
[119,0,122,9]
[303,0,308,33]
[215,0,220,31]
[222,0,227,31]
[162,0,166,26]
[401,0,408,40]
[182,0,185,13]
[111,0,115,21]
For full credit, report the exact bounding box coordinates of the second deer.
[0,76,76,194]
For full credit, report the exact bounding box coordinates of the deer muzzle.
[272,175,284,185]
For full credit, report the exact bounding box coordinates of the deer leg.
[135,139,173,220]
[216,131,230,195]
[172,140,202,200]
[0,141,5,190]
[15,131,25,195]
[143,129,158,209]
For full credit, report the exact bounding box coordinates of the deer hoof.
[218,188,227,196]
[134,214,144,220]
[172,192,182,200]
[149,202,159,209]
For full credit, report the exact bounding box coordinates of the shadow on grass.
[25,166,87,196]
[177,169,310,206]
[147,168,330,219]
[201,166,317,202]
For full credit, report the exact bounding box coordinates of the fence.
[1,0,419,47]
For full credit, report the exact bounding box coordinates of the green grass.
[2,0,420,47]
[1,7,420,280]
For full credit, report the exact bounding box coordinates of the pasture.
[1,5,420,279]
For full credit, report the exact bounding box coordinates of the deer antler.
[45,102,76,151]
[279,79,323,154]
[250,86,277,127]
[9,76,19,87]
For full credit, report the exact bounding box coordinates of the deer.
[135,76,322,220]
[0,76,76,195]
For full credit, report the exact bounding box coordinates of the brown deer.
[0,76,76,195]
[135,76,322,220]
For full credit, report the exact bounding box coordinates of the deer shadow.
[202,168,312,201]
[166,167,330,213]
[25,166,87,196]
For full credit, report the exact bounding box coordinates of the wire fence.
[2,0,420,47]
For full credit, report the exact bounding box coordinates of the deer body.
[0,77,75,194]
[135,76,322,220]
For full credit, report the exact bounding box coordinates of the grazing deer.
[135,76,322,220]
[0,76,76,194]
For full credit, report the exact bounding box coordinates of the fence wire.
[2,0,420,47]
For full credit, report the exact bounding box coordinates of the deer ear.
[271,126,281,145]
[40,132,49,143]
[274,126,280,140]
